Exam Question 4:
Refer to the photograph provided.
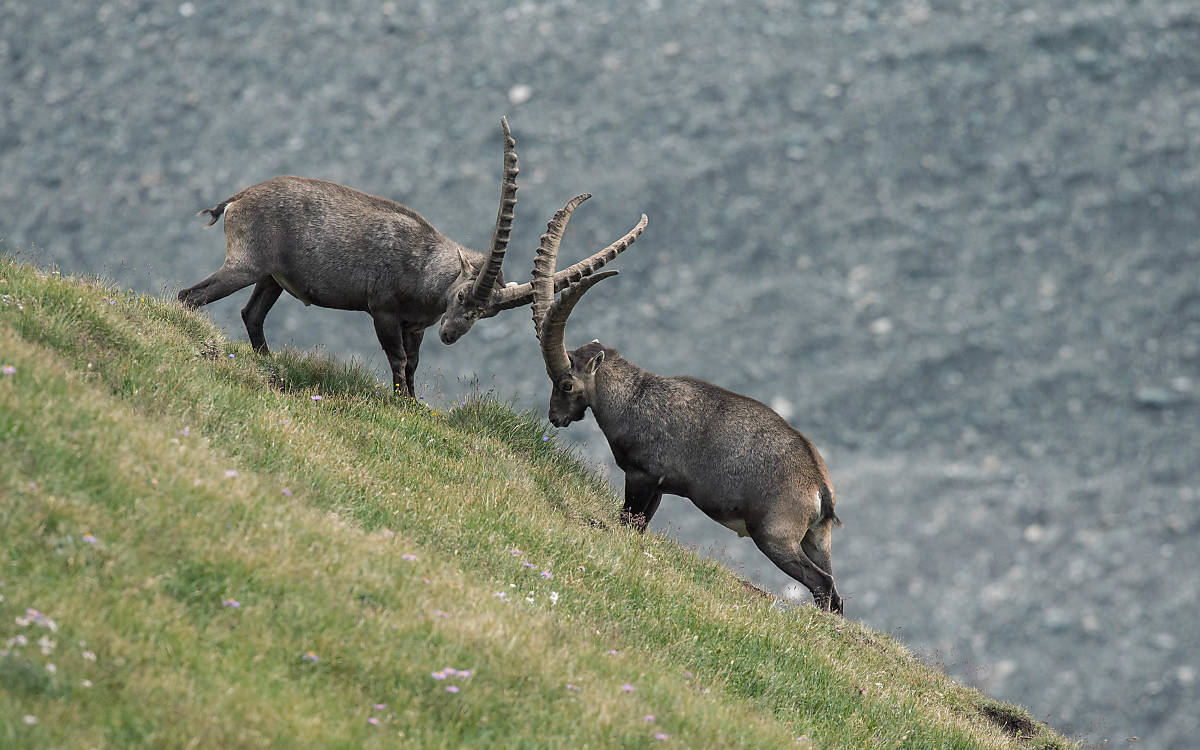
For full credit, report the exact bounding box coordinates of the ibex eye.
[561,381,573,392]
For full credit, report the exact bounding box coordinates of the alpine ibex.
[531,199,844,613]
[178,117,643,397]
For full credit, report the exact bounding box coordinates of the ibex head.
[531,195,646,426]
[438,117,520,345]
[547,340,607,426]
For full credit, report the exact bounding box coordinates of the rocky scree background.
[2,1,1198,747]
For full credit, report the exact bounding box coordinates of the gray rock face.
[3,1,1198,746]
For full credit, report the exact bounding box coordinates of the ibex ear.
[456,248,473,279]
[585,350,605,374]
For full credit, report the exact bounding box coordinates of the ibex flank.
[178,117,640,397]
[530,198,844,613]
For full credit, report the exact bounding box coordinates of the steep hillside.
[0,257,1074,748]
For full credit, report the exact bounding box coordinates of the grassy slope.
[0,257,1074,749]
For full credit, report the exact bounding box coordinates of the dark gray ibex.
[179,117,645,397]
[531,198,844,613]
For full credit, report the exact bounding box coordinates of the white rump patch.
[505,281,518,288]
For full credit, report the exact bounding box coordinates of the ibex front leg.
[370,309,410,398]
[621,471,663,532]
[401,326,424,398]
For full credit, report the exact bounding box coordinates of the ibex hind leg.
[801,522,843,615]
[750,523,840,614]
[178,264,262,309]
[241,277,284,353]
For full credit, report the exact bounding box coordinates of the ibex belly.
[719,518,751,538]
[272,274,314,306]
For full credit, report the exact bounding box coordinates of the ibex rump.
[531,199,844,613]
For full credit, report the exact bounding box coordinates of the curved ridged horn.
[531,193,590,339]
[539,269,620,380]
[468,116,519,308]
[495,211,648,312]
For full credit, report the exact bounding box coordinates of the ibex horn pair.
[492,197,648,315]
[532,196,644,378]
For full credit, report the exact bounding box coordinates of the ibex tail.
[820,483,842,528]
[197,190,249,227]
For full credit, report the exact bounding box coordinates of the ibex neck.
[591,353,658,430]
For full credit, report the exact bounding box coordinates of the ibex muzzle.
[179,119,638,398]
[531,201,845,613]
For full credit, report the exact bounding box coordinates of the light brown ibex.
[531,199,844,613]
[178,118,641,397]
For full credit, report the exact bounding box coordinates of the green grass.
[0,256,1076,749]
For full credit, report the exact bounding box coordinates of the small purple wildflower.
[431,670,447,680]
[445,668,472,678]
[228,353,235,359]
[445,685,459,693]
[621,684,635,693]
[222,598,240,608]
[655,732,669,741]
[510,548,522,556]
[606,650,619,656]
[540,570,553,579]
[281,488,293,496]
[644,714,656,723]
[541,435,549,442]
[566,683,581,691]
[311,394,323,401]
[302,651,319,663]
[224,469,239,478]
[18,609,57,631]
[82,533,97,544]
[522,561,535,569]
[401,553,417,561]
[373,703,386,710]
[176,427,191,436]
[2,365,16,375]
[434,610,449,618]
[367,717,380,726]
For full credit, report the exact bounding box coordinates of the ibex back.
[530,199,844,613]
[179,118,643,397]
